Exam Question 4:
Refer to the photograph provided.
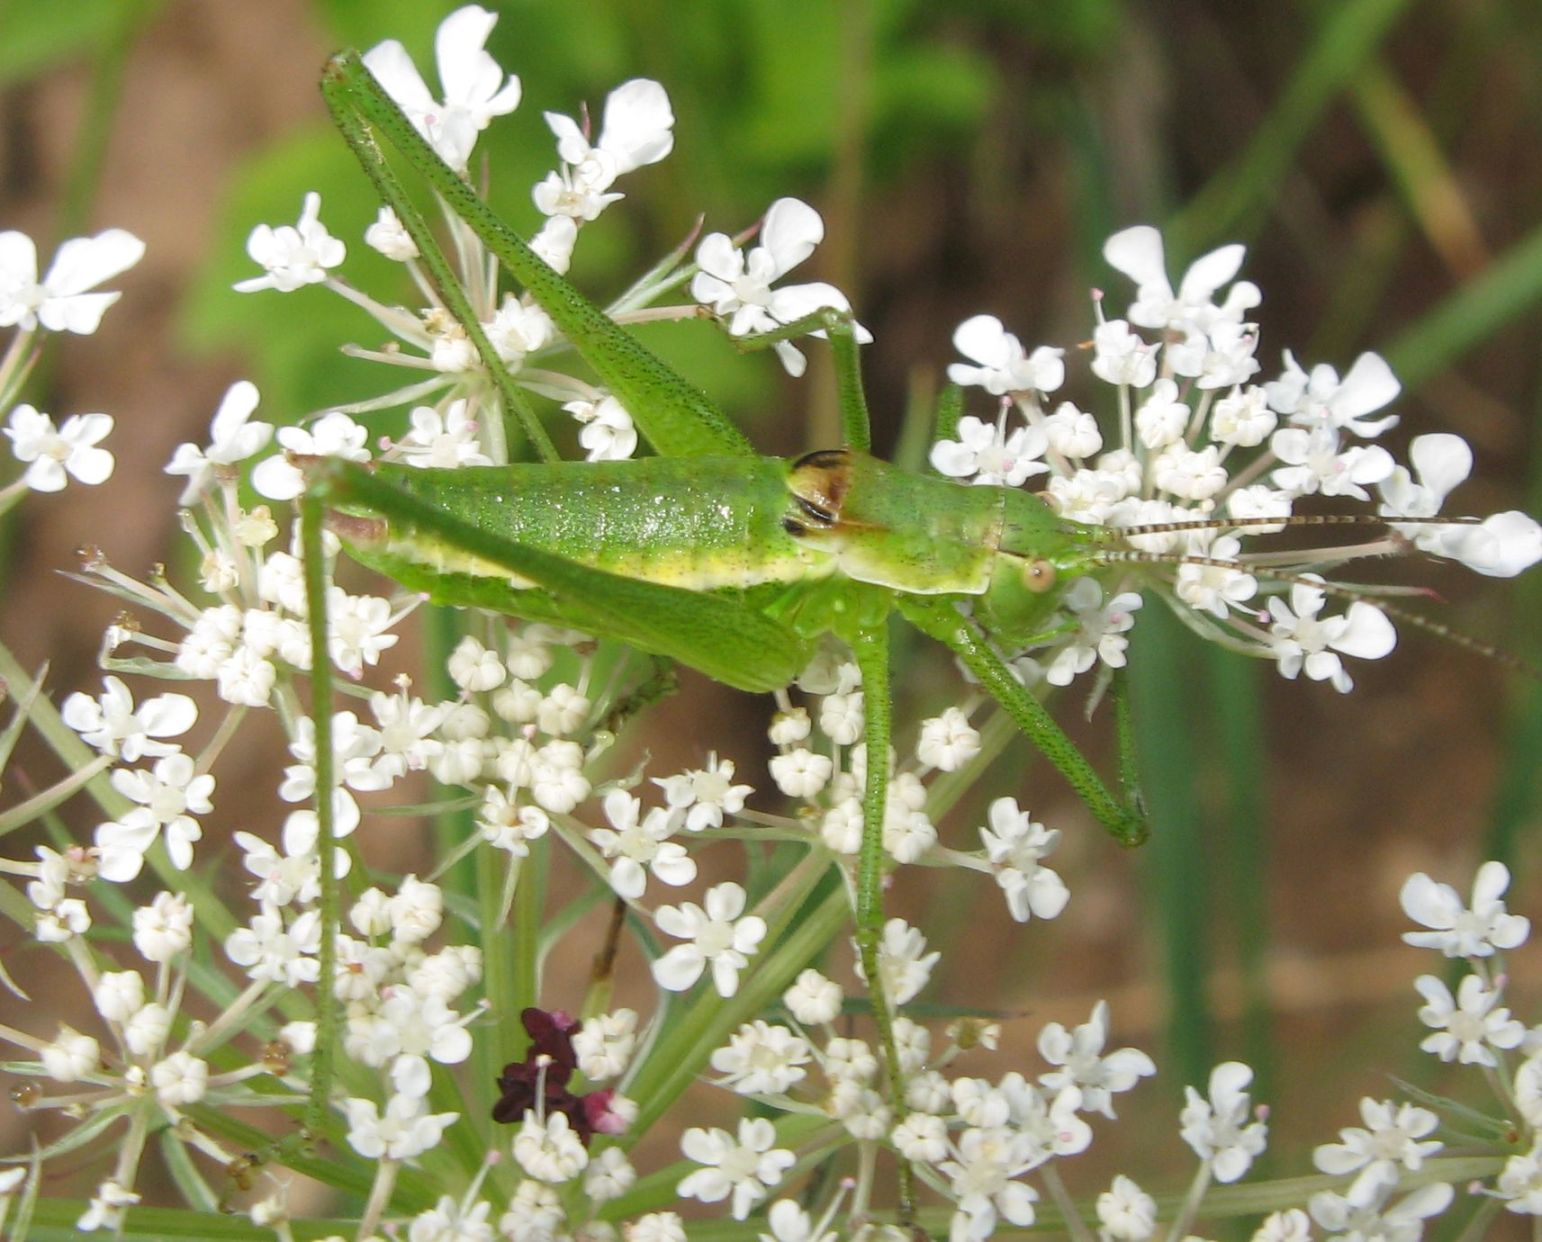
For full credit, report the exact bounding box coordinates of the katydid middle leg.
[839,612,924,1222]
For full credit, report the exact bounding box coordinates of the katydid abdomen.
[337,449,1098,618]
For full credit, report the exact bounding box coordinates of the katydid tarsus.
[300,50,1537,1210]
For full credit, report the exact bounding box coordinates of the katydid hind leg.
[322,53,752,462]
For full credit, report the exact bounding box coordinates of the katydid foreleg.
[899,594,1149,846]
[724,305,874,453]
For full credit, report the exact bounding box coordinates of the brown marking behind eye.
[786,449,852,527]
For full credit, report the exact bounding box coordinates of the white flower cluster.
[0,226,141,512]
[930,226,1542,694]
[4,6,1539,1240]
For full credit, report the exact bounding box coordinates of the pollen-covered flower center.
[696,918,735,956]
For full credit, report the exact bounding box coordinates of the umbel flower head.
[927,224,1542,695]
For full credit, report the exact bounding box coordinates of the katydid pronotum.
[297,50,1539,1212]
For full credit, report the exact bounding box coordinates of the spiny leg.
[898,594,1148,846]
[721,306,873,452]
[321,69,558,463]
[322,52,752,462]
[299,489,340,1148]
[841,616,920,1223]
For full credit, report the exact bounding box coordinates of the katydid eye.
[1024,559,1057,593]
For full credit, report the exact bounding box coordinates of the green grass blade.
[1166,0,1415,256]
[1384,221,1542,390]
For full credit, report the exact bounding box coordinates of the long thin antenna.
[1094,547,1539,677]
[1108,511,1481,539]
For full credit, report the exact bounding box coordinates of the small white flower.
[0,227,144,333]
[940,1125,1043,1240]
[980,797,1069,924]
[1313,1097,1442,1194]
[1134,378,1191,449]
[41,1025,100,1082]
[710,1020,811,1095]
[571,1008,638,1082]
[62,676,196,763]
[96,752,216,880]
[1400,861,1529,958]
[652,881,767,997]
[627,1212,687,1242]
[948,314,1065,395]
[783,968,843,1025]
[1267,578,1395,694]
[363,205,418,260]
[1414,972,1524,1065]
[917,706,981,771]
[408,1196,494,1241]
[1441,509,1542,579]
[930,413,1049,487]
[513,1109,589,1183]
[1210,385,1277,447]
[251,411,371,501]
[677,1117,794,1220]
[590,789,695,900]
[1265,349,1400,438]
[1097,1175,1158,1241]
[1253,1208,1313,1242]
[77,1180,140,1232]
[1271,426,1394,500]
[1090,318,1159,387]
[768,747,832,799]
[1179,1061,1268,1183]
[234,192,345,293]
[1308,1172,1452,1240]
[476,787,550,857]
[225,905,321,987]
[856,917,939,1005]
[1103,225,1260,335]
[362,5,522,171]
[585,1145,636,1205]
[564,394,638,461]
[132,891,195,962]
[1038,1000,1155,1118]
[691,197,868,377]
[4,404,114,492]
[1045,401,1104,457]
[1516,1053,1542,1125]
[1496,1142,1542,1214]
[92,970,145,1024]
[544,76,675,182]
[124,1002,172,1059]
[1175,534,1257,619]
[343,1093,458,1161]
[654,753,753,831]
[150,1050,209,1107]
[398,399,492,469]
[1043,578,1142,687]
[164,381,273,503]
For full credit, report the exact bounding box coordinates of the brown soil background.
[1,0,1539,1224]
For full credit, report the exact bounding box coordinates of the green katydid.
[301,51,1537,1199]
[304,48,1157,1160]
